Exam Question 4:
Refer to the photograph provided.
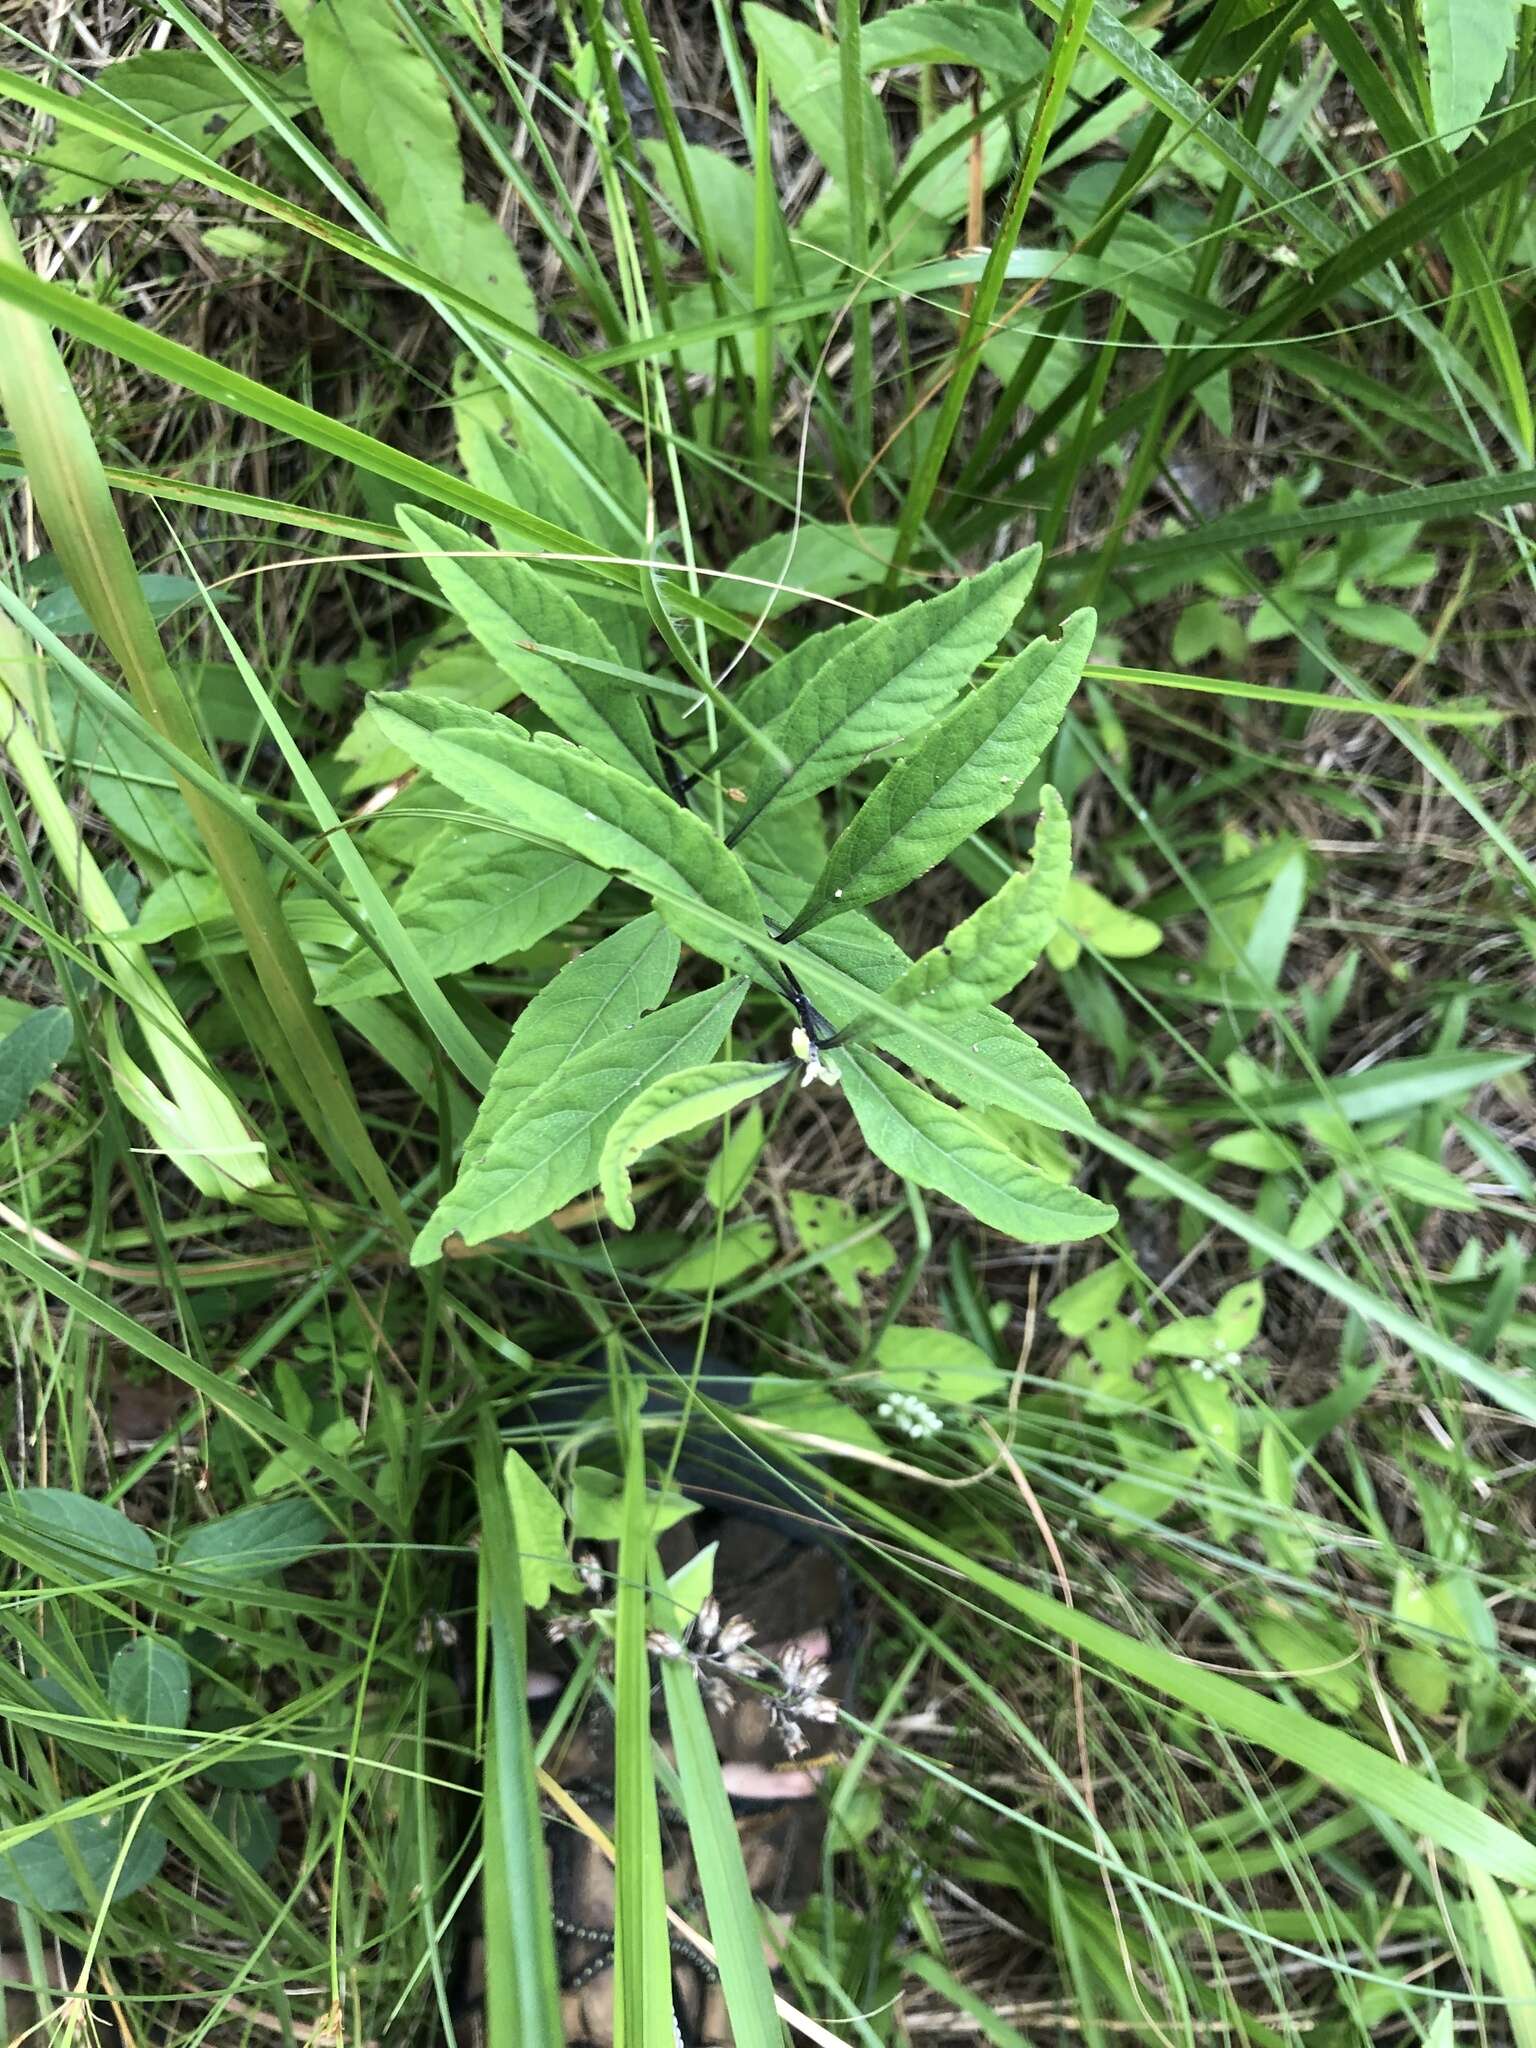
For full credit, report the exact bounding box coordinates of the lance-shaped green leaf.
[599,1060,788,1230]
[839,1048,1113,1245]
[743,2,894,194]
[367,693,764,973]
[454,917,678,1165]
[416,979,746,1261]
[398,508,660,785]
[452,352,648,555]
[706,610,869,781]
[784,609,1093,936]
[730,545,1042,838]
[885,786,1070,1019]
[316,827,603,1003]
[298,0,534,330]
[749,852,1090,1131]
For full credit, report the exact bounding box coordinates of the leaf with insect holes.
[599,1061,788,1230]
[415,980,746,1261]
[398,509,660,784]
[887,786,1070,1018]
[1424,0,1518,149]
[787,1190,896,1309]
[317,828,603,1003]
[840,1049,1113,1244]
[462,917,679,1152]
[367,694,765,974]
[0,1005,71,1130]
[36,53,311,207]
[876,1325,1009,1403]
[786,610,1093,935]
[298,0,534,329]
[731,546,1041,840]
[743,3,894,195]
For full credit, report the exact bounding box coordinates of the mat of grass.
[1,3,1534,2043]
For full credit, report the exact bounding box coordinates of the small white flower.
[791,1025,842,1090]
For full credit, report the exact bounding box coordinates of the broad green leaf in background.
[398,509,661,785]
[856,1,1046,81]
[785,610,1094,934]
[0,1004,71,1129]
[451,359,648,658]
[720,523,901,616]
[172,1499,329,1581]
[599,1060,788,1229]
[450,916,679,1149]
[210,1789,281,1873]
[743,2,894,195]
[642,139,759,282]
[293,0,534,329]
[415,980,746,1260]
[733,545,1042,838]
[876,1326,1011,1403]
[1046,878,1162,971]
[109,1638,192,1730]
[503,1446,579,1611]
[570,1468,698,1544]
[660,1220,776,1291]
[1369,1145,1479,1212]
[316,828,604,1004]
[7,1489,157,1581]
[1248,1610,1363,1716]
[0,1809,167,1914]
[704,1102,765,1210]
[1423,0,1518,148]
[35,52,310,207]
[840,1050,1114,1244]
[51,682,209,872]
[369,694,764,974]
[887,787,1071,1017]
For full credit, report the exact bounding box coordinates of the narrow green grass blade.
[0,1232,391,1525]
[474,1416,564,2048]
[812,1474,1536,1888]
[659,1653,785,2047]
[613,1403,675,2048]
[1112,468,1536,570]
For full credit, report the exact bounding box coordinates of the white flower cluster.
[1187,1348,1245,1383]
[878,1390,943,1440]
